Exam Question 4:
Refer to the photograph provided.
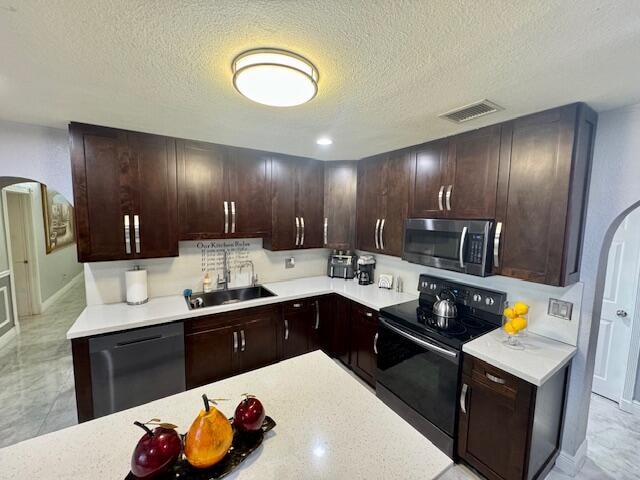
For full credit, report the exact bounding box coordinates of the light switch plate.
[548,298,573,320]
[285,257,295,269]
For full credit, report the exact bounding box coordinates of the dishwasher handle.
[115,335,163,348]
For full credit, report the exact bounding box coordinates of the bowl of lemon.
[502,301,529,348]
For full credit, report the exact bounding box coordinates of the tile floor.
[0,282,85,448]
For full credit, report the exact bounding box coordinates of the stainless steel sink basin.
[185,285,276,310]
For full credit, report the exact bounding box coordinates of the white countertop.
[0,351,452,479]
[462,328,577,386]
[67,276,417,339]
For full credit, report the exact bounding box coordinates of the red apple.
[233,394,265,432]
[131,421,182,479]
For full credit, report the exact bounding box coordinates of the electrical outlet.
[548,298,573,320]
[285,257,295,269]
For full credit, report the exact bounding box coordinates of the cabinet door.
[282,301,313,359]
[356,156,384,252]
[446,125,501,219]
[334,295,352,365]
[265,155,297,250]
[409,140,449,218]
[380,151,410,257]
[227,147,270,238]
[308,295,334,354]
[237,307,279,373]
[177,140,227,240]
[350,303,378,386]
[323,162,357,249]
[496,106,579,286]
[127,132,178,259]
[185,324,237,389]
[70,123,132,262]
[296,158,325,248]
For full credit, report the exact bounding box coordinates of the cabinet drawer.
[464,355,521,398]
[351,302,378,323]
[185,305,279,334]
[283,299,313,315]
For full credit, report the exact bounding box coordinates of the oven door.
[376,316,460,440]
[402,218,492,276]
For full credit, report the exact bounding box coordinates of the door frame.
[2,185,41,320]
[620,272,640,413]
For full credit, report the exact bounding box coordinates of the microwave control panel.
[466,233,486,264]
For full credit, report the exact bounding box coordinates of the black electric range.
[376,274,507,458]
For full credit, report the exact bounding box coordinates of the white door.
[6,192,33,317]
[593,208,640,402]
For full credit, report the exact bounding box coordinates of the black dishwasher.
[89,322,185,418]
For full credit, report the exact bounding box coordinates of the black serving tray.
[125,416,276,480]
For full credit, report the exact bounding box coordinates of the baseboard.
[619,398,640,416]
[555,438,587,476]
[0,327,17,350]
[41,273,83,312]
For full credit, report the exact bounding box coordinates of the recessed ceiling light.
[316,137,333,146]
[232,48,318,107]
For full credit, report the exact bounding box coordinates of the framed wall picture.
[41,184,75,254]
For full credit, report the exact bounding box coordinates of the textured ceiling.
[1,0,639,160]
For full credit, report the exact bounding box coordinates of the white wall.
[558,102,640,468]
[0,119,71,201]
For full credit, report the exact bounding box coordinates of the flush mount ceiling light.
[316,137,333,146]
[232,48,318,107]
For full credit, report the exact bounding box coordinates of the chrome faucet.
[217,249,231,290]
[239,260,258,287]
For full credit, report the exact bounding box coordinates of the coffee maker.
[357,255,376,285]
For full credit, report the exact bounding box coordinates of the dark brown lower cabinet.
[282,299,316,359]
[458,355,568,480]
[349,302,378,386]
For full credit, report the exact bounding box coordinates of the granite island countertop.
[0,351,452,479]
[67,275,417,339]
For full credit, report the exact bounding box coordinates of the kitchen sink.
[185,285,276,310]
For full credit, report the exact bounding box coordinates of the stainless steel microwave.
[402,219,495,276]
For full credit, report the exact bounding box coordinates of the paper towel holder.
[126,265,149,306]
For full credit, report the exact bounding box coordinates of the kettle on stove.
[432,289,457,328]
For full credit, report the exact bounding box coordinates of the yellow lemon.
[503,321,516,334]
[512,316,528,332]
[514,302,529,316]
[503,307,516,319]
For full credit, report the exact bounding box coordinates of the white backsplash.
[84,239,329,306]
[360,250,583,346]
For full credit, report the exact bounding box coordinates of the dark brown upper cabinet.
[356,151,410,257]
[70,123,178,262]
[177,141,270,240]
[409,125,501,219]
[495,103,597,286]
[323,161,358,250]
[264,155,324,251]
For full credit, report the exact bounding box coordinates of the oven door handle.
[459,226,468,269]
[379,317,458,359]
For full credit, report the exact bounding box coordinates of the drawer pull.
[365,312,373,317]
[293,303,302,308]
[485,372,506,385]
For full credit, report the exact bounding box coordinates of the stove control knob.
[430,283,437,291]
[472,293,482,303]
[485,297,495,306]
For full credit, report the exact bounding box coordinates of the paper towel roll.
[126,267,148,305]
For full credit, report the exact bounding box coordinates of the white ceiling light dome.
[232,48,319,107]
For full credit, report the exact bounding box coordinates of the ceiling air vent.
[439,100,503,123]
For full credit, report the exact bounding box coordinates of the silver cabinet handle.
[494,222,503,268]
[617,310,628,318]
[123,215,131,254]
[240,329,246,352]
[230,201,236,234]
[460,383,468,414]
[224,201,229,234]
[365,311,373,317]
[380,218,386,250]
[323,217,328,245]
[459,226,467,268]
[314,300,320,330]
[293,302,302,308]
[374,218,381,249]
[373,332,379,355]
[438,186,444,211]
[445,185,453,211]
[486,372,506,385]
[133,215,141,254]
[284,319,289,340]
[233,331,238,353]
[300,216,305,246]
[295,216,300,246]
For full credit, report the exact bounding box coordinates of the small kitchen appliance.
[357,255,376,285]
[377,274,507,457]
[327,250,357,279]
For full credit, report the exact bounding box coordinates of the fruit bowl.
[125,416,276,480]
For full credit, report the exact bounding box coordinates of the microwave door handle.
[459,226,468,268]
[494,222,503,268]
